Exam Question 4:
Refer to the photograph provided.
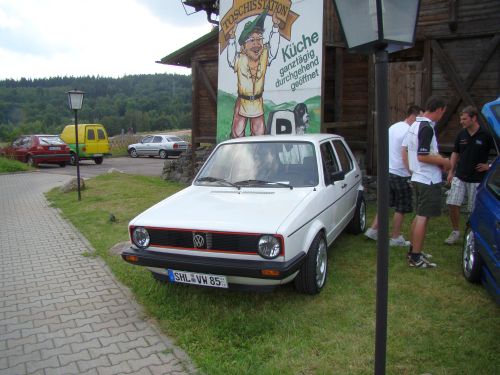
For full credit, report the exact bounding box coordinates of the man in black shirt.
[444,106,494,244]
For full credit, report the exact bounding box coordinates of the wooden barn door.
[388,61,424,124]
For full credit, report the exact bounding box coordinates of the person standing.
[405,96,451,268]
[443,106,494,244]
[364,105,423,246]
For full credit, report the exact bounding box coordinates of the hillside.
[0,74,192,141]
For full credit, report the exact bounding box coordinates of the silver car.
[128,135,189,159]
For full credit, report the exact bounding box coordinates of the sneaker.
[407,251,433,260]
[444,230,461,245]
[408,254,437,268]
[390,235,411,247]
[364,228,378,241]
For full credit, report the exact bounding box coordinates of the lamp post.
[67,89,85,201]
[333,1,420,374]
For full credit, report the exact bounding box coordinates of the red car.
[0,135,71,167]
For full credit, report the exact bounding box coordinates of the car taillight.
[82,146,86,152]
[36,146,43,150]
[173,143,179,149]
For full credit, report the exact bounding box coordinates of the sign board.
[217,0,324,142]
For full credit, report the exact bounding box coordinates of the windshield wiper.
[196,176,239,189]
[234,179,293,190]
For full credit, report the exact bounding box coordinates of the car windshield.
[195,141,318,188]
[167,136,183,142]
[39,136,65,145]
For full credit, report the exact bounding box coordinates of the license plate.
[167,269,228,288]
[49,146,61,150]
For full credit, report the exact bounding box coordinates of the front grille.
[147,228,261,254]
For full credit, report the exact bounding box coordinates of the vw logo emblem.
[193,233,205,248]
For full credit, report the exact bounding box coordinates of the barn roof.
[157,27,218,68]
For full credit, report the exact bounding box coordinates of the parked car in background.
[0,135,70,167]
[462,97,500,305]
[122,134,366,294]
[127,134,189,159]
[60,124,111,165]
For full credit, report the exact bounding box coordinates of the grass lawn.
[45,173,500,375]
[0,156,32,173]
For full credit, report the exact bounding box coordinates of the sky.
[0,0,215,80]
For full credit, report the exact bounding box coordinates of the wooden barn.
[159,0,500,173]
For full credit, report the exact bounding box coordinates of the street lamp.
[67,89,85,201]
[333,1,420,374]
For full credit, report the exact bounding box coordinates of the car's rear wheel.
[94,157,103,165]
[346,193,367,234]
[159,150,168,159]
[59,162,66,167]
[69,152,77,165]
[463,226,482,283]
[294,232,327,295]
[129,148,138,158]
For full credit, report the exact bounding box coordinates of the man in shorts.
[404,96,451,268]
[364,105,423,246]
[443,106,494,244]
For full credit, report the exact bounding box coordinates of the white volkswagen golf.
[122,134,366,294]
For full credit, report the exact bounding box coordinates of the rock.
[108,241,130,256]
[59,177,85,193]
[107,168,124,174]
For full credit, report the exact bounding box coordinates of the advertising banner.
[217,0,324,142]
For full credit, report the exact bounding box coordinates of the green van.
[60,124,111,165]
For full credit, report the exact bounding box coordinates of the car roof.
[219,134,343,145]
[482,97,500,153]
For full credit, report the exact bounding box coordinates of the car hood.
[130,185,314,234]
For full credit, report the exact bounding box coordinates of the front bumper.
[121,247,306,280]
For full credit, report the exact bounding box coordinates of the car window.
[168,136,182,142]
[196,141,318,187]
[142,136,153,143]
[332,140,353,173]
[97,129,106,140]
[320,142,340,185]
[39,136,65,145]
[87,129,95,140]
[486,162,500,200]
[153,136,163,143]
[12,137,23,147]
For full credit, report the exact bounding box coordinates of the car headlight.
[258,235,281,259]
[132,227,150,249]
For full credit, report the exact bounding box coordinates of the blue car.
[462,97,500,304]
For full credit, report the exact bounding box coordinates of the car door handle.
[341,183,347,189]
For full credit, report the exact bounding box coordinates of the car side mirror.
[331,170,345,182]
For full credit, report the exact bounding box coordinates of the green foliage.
[0,74,192,142]
[0,156,31,173]
[46,174,500,375]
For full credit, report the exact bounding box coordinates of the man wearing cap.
[227,10,281,138]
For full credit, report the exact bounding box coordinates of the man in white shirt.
[404,96,451,268]
[365,105,423,246]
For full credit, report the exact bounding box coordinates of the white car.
[122,134,366,294]
[128,134,189,159]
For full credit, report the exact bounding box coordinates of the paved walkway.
[0,172,198,375]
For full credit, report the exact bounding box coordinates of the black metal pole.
[374,47,389,375]
[74,109,81,201]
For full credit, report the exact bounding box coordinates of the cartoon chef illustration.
[226,9,281,138]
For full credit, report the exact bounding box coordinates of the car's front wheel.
[463,226,482,283]
[129,148,138,158]
[26,155,35,167]
[294,232,328,295]
[159,150,168,159]
[346,193,367,234]
[94,157,103,165]
[69,152,77,166]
